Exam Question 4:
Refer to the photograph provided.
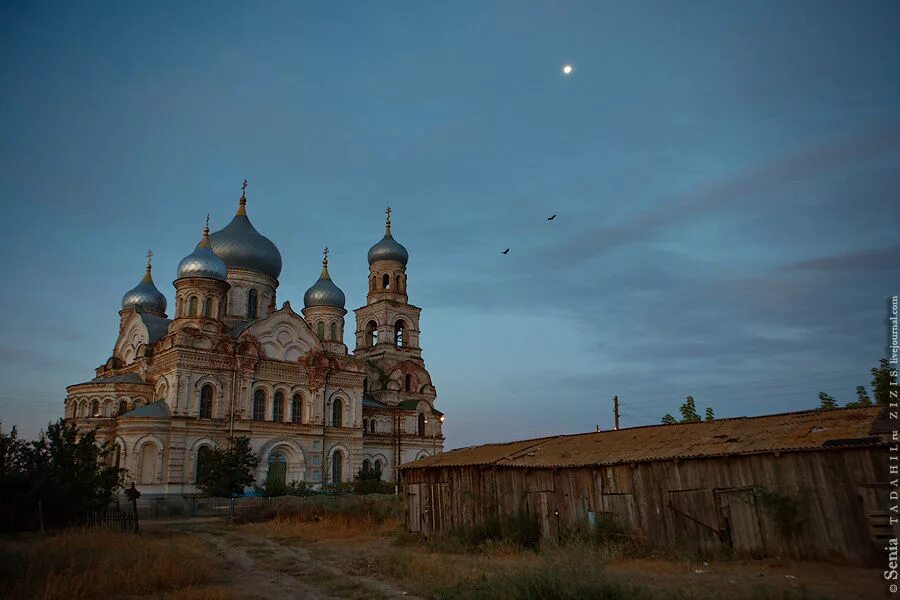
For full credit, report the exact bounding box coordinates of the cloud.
[783,246,900,272]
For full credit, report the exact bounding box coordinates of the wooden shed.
[401,407,892,564]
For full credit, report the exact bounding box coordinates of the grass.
[0,528,237,600]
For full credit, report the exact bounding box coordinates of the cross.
[241,179,248,194]
[146,249,153,266]
[323,246,329,260]
[385,206,391,221]
[205,213,210,229]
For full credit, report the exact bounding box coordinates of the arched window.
[196,446,212,483]
[332,449,343,482]
[247,289,258,318]
[370,419,376,433]
[199,384,213,419]
[374,460,383,478]
[363,377,368,392]
[203,297,213,318]
[382,273,390,289]
[418,413,426,436]
[273,391,285,422]
[316,321,325,340]
[113,445,122,468]
[267,451,287,488]
[332,399,343,427]
[188,296,198,316]
[405,374,412,392]
[330,322,337,341]
[252,389,265,421]
[118,400,128,416]
[363,418,369,432]
[363,459,371,472]
[139,443,157,484]
[394,320,405,347]
[91,400,100,417]
[176,297,183,317]
[291,394,302,424]
[366,321,378,347]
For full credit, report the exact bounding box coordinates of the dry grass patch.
[0,528,237,600]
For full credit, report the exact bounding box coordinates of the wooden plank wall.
[402,447,888,564]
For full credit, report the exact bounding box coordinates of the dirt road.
[145,519,419,600]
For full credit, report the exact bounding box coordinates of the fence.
[83,507,138,533]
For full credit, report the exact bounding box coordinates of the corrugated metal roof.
[403,407,886,470]
[120,399,171,419]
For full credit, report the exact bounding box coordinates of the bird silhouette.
[547,214,557,221]
[501,248,510,255]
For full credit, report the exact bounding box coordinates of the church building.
[65,184,444,496]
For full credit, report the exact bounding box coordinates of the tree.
[0,419,124,531]
[661,396,714,424]
[846,386,873,408]
[352,467,395,495]
[818,392,837,410]
[871,359,898,405]
[196,437,259,497]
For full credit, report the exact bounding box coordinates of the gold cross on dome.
[323,246,329,260]
[146,249,153,266]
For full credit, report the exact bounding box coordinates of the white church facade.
[65,184,444,496]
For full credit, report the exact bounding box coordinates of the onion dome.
[367,206,408,265]
[121,251,168,315]
[208,181,283,279]
[176,219,228,280]
[304,247,346,308]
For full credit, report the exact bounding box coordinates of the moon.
[562,64,573,75]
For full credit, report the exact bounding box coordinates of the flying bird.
[547,214,557,221]
[501,248,510,255]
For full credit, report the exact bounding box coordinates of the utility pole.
[614,395,620,431]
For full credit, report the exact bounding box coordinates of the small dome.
[177,225,228,280]
[208,187,282,279]
[304,251,346,308]
[367,208,408,265]
[122,255,167,315]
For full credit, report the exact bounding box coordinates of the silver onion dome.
[304,248,346,308]
[367,207,408,265]
[122,252,167,315]
[208,185,282,279]
[177,224,228,280]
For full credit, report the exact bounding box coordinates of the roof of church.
[363,395,386,408]
[403,406,886,470]
[208,188,282,279]
[141,314,172,343]
[79,372,147,386]
[121,399,171,419]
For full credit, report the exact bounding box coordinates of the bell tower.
[354,208,422,361]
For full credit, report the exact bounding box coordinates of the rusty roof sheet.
[402,407,886,470]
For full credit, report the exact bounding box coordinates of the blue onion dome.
[176,222,228,280]
[304,248,346,308]
[367,207,408,266]
[207,183,283,279]
[121,252,168,315]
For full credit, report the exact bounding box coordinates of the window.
[332,449,343,482]
[118,400,128,416]
[316,321,324,340]
[91,400,100,417]
[114,445,122,468]
[248,289,258,318]
[363,377,368,392]
[363,418,369,432]
[418,413,426,436]
[267,451,287,488]
[188,296,198,316]
[332,399,343,427]
[139,443,157,484]
[366,321,378,347]
[330,322,337,341]
[374,460,383,478]
[253,389,265,421]
[394,320,405,347]
[405,374,412,392]
[291,394,302,424]
[370,419,376,433]
[362,459,371,472]
[382,273,390,289]
[273,391,285,422]
[199,384,213,419]
[203,297,213,318]
[196,446,212,483]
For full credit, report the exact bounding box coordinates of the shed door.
[667,489,719,551]
[407,484,421,532]
[716,488,767,556]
